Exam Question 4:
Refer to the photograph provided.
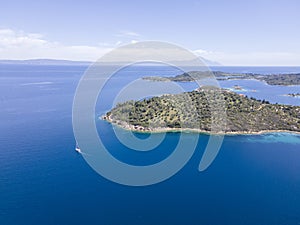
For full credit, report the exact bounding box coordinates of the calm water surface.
[0,65,300,225]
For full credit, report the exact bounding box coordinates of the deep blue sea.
[1,65,300,225]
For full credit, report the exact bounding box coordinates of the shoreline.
[143,76,300,87]
[102,116,300,136]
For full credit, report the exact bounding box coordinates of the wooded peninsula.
[103,87,300,134]
[143,71,300,86]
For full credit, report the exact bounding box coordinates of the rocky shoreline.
[102,115,300,136]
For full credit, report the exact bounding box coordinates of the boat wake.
[75,144,91,156]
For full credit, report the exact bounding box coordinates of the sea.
[1,64,300,225]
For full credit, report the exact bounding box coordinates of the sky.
[0,0,300,65]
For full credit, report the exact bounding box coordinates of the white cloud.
[1,29,299,65]
[130,40,138,44]
[115,41,122,46]
[193,49,300,66]
[194,49,214,55]
[0,29,48,48]
[116,30,141,38]
[0,29,113,61]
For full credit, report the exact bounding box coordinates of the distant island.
[0,57,222,66]
[143,71,300,86]
[103,87,300,135]
[0,59,92,66]
[286,93,300,98]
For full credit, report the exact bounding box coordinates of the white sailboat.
[75,143,81,153]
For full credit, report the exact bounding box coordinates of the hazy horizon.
[1,0,300,66]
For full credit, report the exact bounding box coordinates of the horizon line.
[0,58,300,67]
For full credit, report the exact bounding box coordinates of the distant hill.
[143,71,300,86]
[0,57,222,66]
[0,59,92,66]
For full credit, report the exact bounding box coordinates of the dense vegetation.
[104,88,300,133]
[259,74,300,85]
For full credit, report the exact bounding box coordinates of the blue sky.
[0,0,300,65]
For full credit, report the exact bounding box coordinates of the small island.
[103,87,300,134]
[232,85,243,90]
[286,93,300,98]
[143,71,300,86]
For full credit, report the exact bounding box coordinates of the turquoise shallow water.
[0,65,300,225]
